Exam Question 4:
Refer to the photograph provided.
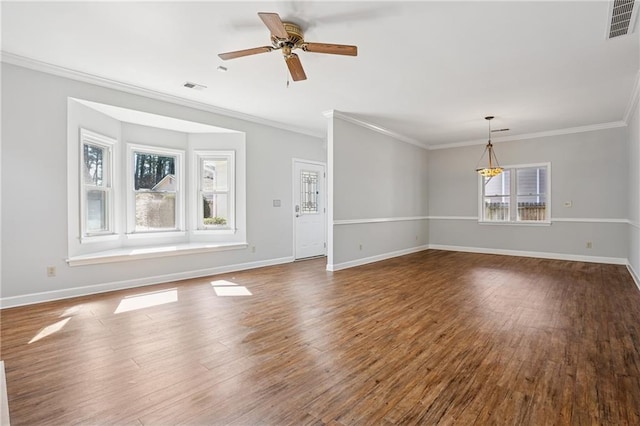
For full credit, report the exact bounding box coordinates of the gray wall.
[328,116,429,269]
[628,96,640,284]
[1,63,324,305]
[1,61,636,305]
[428,127,629,261]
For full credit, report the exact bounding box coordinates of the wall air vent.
[607,0,638,39]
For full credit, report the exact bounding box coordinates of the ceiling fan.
[218,12,358,82]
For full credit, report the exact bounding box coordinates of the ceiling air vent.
[607,0,638,39]
[183,81,207,91]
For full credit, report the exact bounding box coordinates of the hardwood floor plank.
[2,250,640,424]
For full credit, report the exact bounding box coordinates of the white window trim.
[126,143,185,236]
[80,129,117,242]
[478,162,552,225]
[192,150,236,234]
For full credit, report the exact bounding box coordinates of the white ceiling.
[2,1,639,147]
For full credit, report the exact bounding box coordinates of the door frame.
[292,158,327,260]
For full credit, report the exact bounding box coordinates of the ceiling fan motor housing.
[271,22,305,49]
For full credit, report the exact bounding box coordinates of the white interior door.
[294,160,326,259]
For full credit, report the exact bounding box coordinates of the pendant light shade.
[476,116,503,177]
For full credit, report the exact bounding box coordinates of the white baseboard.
[327,245,429,271]
[428,244,628,265]
[0,256,294,309]
[628,263,640,292]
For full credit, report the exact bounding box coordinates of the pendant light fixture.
[475,116,503,177]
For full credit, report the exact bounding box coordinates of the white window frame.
[80,129,116,241]
[478,162,551,225]
[126,143,185,236]
[193,150,236,234]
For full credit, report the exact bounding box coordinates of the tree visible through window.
[81,129,115,237]
[133,151,178,232]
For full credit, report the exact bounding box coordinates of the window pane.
[203,193,228,226]
[517,167,546,197]
[135,192,176,231]
[301,170,319,214]
[134,153,175,190]
[484,170,510,196]
[133,152,177,232]
[518,195,547,221]
[201,158,230,227]
[202,159,228,191]
[484,198,510,221]
[483,170,509,221]
[83,144,105,186]
[86,189,108,232]
[517,167,546,221]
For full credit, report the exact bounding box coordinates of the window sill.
[66,242,248,266]
[192,229,236,235]
[126,231,187,239]
[478,221,552,226]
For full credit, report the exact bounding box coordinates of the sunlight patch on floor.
[28,317,71,344]
[114,288,178,314]
[211,280,252,297]
[59,305,83,318]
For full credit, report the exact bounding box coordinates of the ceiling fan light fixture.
[475,116,503,177]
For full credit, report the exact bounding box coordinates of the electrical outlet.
[46,266,56,277]
[251,246,256,253]
[564,201,573,208]
[359,244,363,250]
[586,241,592,249]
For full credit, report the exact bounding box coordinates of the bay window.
[70,104,246,264]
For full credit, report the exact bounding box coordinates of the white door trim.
[292,158,327,260]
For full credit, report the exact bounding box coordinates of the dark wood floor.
[2,250,640,425]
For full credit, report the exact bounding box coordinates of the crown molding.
[323,109,628,151]
[624,70,640,124]
[428,120,628,150]
[8,50,628,147]
[0,51,324,139]
[323,110,428,150]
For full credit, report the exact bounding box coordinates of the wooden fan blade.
[285,53,307,81]
[303,42,358,56]
[258,12,288,38]
[218,46,274,60]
